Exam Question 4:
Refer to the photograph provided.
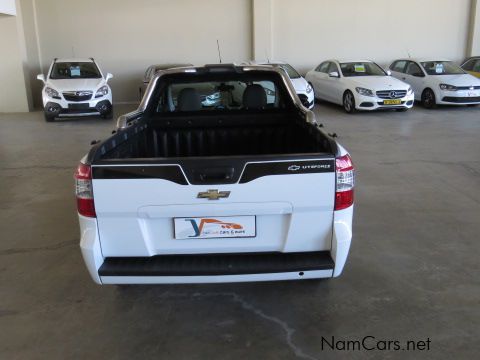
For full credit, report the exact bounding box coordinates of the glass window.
[463,59,480,72]
[420,61,465,75]
[339,62,386,77]
[156,79,281,113]
[462,59,475,71]
[406,62,424,77]
[316,62,330,73]
[50,62,101,79]
[473,60,480,72]
[327,62,339,74]
[391,60,407,73]
[278,64,301,79]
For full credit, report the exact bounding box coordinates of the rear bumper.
[99,251,334,282]
[79,206,353,284]
[102,270,334,284]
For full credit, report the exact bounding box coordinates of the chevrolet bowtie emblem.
[197,189,230,200]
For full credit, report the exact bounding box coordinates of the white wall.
[31,0,252,104]
[0,14,29,112]
[272,0,471,73]
[6,0,477,111]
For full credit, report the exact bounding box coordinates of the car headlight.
[95,85,109,98]
[439,84,457,91]
[45,87,60,99]
[355,87,374,97]
[306,83,313,94]
[407,87,413,95]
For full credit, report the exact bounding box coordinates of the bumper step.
[98,251,334,277]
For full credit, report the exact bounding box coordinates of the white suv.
[37,58,113,121]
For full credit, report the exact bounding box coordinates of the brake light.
[335,154,355,210]
[75,163,96,217]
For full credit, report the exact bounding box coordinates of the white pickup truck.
[75,64,355,284]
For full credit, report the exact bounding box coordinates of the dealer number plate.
[174,216,256,239]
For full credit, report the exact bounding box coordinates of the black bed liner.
[98,251,334,277]
[87,112,338,163]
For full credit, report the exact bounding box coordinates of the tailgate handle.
[198,167,234,182]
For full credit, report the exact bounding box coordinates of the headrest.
[177,88,201,111]
[243,84,267,110]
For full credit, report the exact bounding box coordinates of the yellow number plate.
[383,99,402,105]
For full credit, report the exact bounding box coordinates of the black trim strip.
[239,159,335,183]
[92,165,188,185]
[99,251,334,276]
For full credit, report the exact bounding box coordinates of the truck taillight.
[335,154,355,211]
[75,163,96,217]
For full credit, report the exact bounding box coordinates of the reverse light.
[45,87,60,99]
[335,154,355,211]
[95,85,109,98]
[355,87,374,97]
[75,163,96,217]
[306,83,313,94]
[439,84,457,91]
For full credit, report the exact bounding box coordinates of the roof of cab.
[149,63,193,71]
[53,58,94,63]
[245,60,288,65]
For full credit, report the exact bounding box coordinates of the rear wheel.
[343,90,356,114]
[421,88,437,109]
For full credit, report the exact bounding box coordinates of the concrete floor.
[0,103,479,359]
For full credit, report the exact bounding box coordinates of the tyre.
[44,112,55,122]
[421,88,437,109]
[343,90,356,114]
[101,106,113,119]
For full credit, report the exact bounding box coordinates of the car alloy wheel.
[422,89,437,109]
[343,91,356,114]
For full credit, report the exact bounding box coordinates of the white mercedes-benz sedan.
[389,58,480,108]
[306,59,414,113]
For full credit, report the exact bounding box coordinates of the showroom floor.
[0,103,479,359]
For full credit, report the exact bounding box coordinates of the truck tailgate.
[91,158,335,257]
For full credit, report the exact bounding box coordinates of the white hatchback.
[245,61,314,109]
[37,58,113,121]
[306,59,414,113]
[389,58,480,108]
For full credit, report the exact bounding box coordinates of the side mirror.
[328,71,339,78]
[413,73,424,78]
[386,70,392,76]
[106,73,113,82]
[37,74,45,83]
